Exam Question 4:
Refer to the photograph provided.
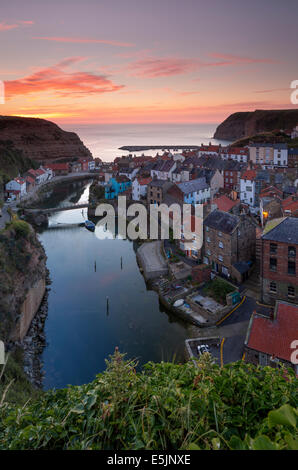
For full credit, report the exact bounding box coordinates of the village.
[2,129,298,376]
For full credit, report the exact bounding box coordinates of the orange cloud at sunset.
[124,53,276,78]
[0,20,34,31]
[5,58,125,99]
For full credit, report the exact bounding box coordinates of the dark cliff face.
[0,116,93,163]
[213,109,298,141]
[0,223,47,341]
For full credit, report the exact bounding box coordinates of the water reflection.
[38,181,192,389]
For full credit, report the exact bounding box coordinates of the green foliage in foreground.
[0,349,42,406]
[0,351,297,450]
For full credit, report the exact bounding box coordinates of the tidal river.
[38,180,192,389]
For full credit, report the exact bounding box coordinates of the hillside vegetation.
[231,130,298,148]
[0,140,38,188]
[0,351,297,450]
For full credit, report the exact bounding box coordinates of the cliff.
[213,109,298,141]
[0,218,47,342]
[0,116,92,164]
[0,141,38,189]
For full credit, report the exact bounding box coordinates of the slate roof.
[262,217,298,244]
[178,177,209,193]
[233,261,251,274]
[247,301,298,363]
[152,160,175,172]
[149,179,172,189]
[204,209,239,234]
[196,168,216,183]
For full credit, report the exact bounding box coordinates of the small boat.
[85,220,95,232]
[173,299,184,308]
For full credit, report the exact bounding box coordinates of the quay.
[119,145,201,152]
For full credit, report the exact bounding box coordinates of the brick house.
[223,161,244,193]
[288,148,298,168]
[47,163,70,176]
[244,301,298,375]
[147,180,173,206]
[203,209,256,282]
[260,217,298,305]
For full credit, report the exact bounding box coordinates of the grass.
[0,349,41,406]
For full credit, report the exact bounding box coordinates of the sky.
[1,0,298,124]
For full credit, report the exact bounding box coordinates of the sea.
[61,123,231,162]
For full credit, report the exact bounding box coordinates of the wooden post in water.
[106,296,109,316]
[120,256,123,270]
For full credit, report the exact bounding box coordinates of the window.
[206,226,209,232]
[218,255,223,262]
[288,286,295,298]
[207,249,211,256]
[207,237,211,243]
[288,260,296,276]
[270,258,277,271]
[269,281,277,293]
[219,241,224,249]
[270,243,277,255]
[218,231,222,237]
[288,246,296,258]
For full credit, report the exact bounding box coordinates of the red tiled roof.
[47,163,69,170]
[26,176,35,184]
[241,170,256,181]
[282,198,298,215]
[137,177,152,186]
[247,302,298,362]
[35,169,45,175]
[259,185,282,197]
[14,177,26,185]
[27,169,38,176]
[211,195,240,212]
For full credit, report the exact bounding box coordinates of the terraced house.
[260,217,298,305]
[202,209,256,283]
[104,175,131,200]
[177,177,210,205]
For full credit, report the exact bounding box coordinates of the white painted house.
[132,177,152,201]
[240,170,257,207]
[273,144,288,167]
[6,177,27,197]
[150,160,176,181]
[88,160,95,171]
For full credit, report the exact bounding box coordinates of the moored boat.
[85,220,95,231]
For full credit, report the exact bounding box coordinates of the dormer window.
[288,246,296,258]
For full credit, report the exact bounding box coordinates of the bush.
[204,278,235,304]
[0,352,296,450]
[10,220,31,239]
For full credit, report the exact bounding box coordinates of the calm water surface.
[39,181,192,389]
[62,123,231,161]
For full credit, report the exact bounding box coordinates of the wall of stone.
[10,278,46,342]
